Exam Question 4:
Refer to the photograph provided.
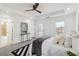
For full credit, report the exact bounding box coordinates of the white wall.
[0,14,34,46]
[0,5,35,46]
[0,15,14,47]
[35,12,76,38]
[12,16,35,43]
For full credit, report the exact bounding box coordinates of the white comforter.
[42,37,69,56]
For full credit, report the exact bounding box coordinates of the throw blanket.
[32,37,49,56]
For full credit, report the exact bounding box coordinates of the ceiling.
[0,3,79,17]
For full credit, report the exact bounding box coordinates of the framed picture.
[21,22,28,34]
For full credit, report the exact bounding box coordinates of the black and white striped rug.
[11,43,31,56]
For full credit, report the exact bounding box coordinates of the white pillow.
[64,36,72,48]
[58,36,64,45]
[55,34,65,45]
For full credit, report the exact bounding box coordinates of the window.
[56,21,64,34]
[56,21,64,27]
[38,24,44,37]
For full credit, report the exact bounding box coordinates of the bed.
[42,37,68,56]
[11,36,78,56]
[32,37,78,56]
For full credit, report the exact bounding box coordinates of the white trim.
[76,9,79,32]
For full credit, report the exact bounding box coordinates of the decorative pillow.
[55,33,65,45]
[64,35,72,48]
[58,34,64,45]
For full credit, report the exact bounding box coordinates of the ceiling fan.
[25,3,42,14]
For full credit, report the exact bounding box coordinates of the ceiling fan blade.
[35,9,42,13]
[34,3,39,9]
[25,9,33,11]
[25,3,42,14]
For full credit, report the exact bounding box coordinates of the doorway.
[0,18,13,47]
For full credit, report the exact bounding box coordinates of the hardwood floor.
[0,39,34,56]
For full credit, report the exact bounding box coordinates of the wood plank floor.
[0,39,34,56]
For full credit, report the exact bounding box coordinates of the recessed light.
[67,8,70,11]
[1,21,4,25]
[6,11,9,13]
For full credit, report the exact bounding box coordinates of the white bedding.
[42,37,69,56]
